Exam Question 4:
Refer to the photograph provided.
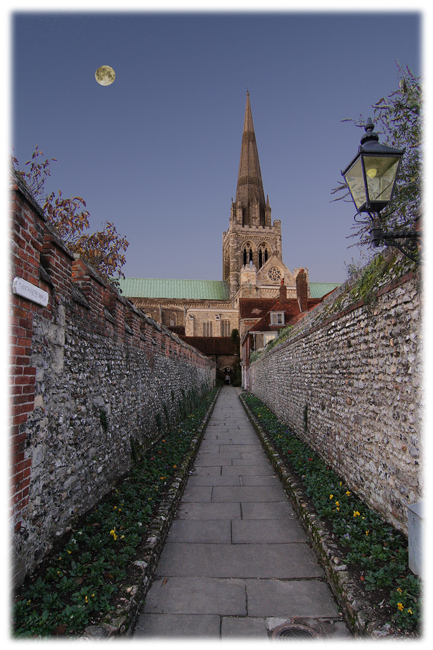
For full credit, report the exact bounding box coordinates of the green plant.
[13,387,218,638]
[303,402,309,433]
[242,393,421,634]
[163,402,170,426]
[99,407,109,432]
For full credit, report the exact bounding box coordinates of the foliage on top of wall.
[332,250,416,314]
[250,249,418,366]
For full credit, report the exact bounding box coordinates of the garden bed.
[239,392,421,638]
[12,387,220,638]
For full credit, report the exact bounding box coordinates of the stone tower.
[222,92,282,299]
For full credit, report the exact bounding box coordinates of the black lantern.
[341,118,420,262]
[342,118,404,214]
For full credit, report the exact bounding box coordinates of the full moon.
[95,65,116,86]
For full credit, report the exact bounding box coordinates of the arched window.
[258,246,268,269]
[243,248,247,266]
[249,248,253,263]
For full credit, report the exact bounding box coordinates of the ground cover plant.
[12,387,217,638]
[243,393,421,635]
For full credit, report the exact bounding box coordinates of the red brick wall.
[10,179,50,534]
[9,173,216,585]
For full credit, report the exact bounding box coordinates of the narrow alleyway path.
[134,386,350,639]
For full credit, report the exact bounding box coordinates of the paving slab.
[245,579,340,618]
[182,486,212,502]
[177,502,241,519]
[167,520,231,543]
[143,577,247,615]
[241,501,295,519]
[221,617,269,637]
[134,613,221,637]
[194,453,239,466]
[156,542,324,578]
[188,475,242,487]
[241,475,282,486]
[133,386,349,639]
[190,465,221,476]
[212,485,287,502]
[222,464,274,476]
[232,457,272,467]
[232,518,307,544]
[219,441,263,450]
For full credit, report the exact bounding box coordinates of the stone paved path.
[134,386,351,639]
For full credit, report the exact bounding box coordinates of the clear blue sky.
[11,5,421,283]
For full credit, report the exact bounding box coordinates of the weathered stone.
[249,269,422,534]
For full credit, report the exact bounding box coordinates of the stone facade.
[249,261,422,534]
[10,173,215,587]
[184,307,239,338]
[119,93,316,339]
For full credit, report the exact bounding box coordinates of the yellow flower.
[114,506,117,510]
[365,530,369,535]
[407,608,413,615]
[110,528,118,540]
[340,482,342,486]
[330,494,334,499]
[353,511,360,517]
[397,588,403,593]
[346,491,351,497]
[85,596,88,603]
[68,550,71,554]
[397,603,404,612]
[335,501,340,507]
[336,507,340,511]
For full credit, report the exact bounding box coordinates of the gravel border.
[82,387,221,639]
[239,392,394,639]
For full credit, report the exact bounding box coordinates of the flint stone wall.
[250,264,422,535]
[10,174,215,587]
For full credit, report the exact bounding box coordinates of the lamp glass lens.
[344,157,366,210]
[364,156,400,203]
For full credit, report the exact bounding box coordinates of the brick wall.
[250,261,422,535]
[10,174,216,587]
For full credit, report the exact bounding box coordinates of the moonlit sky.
[11,4,422,284]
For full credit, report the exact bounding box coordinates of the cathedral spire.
[236,92,266,226]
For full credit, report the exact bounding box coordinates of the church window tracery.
[203,321,213,337]
[221,320,231,337]
[258,245,269,268]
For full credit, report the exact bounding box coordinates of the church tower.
[222,92,283,299]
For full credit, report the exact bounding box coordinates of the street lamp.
[341,118,420,262]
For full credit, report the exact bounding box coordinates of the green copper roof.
[117,278,230,300]
[309,282,341,299]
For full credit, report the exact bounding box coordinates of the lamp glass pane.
[344,157,366,210]
[364,156,400,203]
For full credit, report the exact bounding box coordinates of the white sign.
[12,277,49,307]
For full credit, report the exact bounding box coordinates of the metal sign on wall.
[12,277,49,307]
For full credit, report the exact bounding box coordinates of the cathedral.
[117,94,339,374]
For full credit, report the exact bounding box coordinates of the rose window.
[268,267,282,282]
